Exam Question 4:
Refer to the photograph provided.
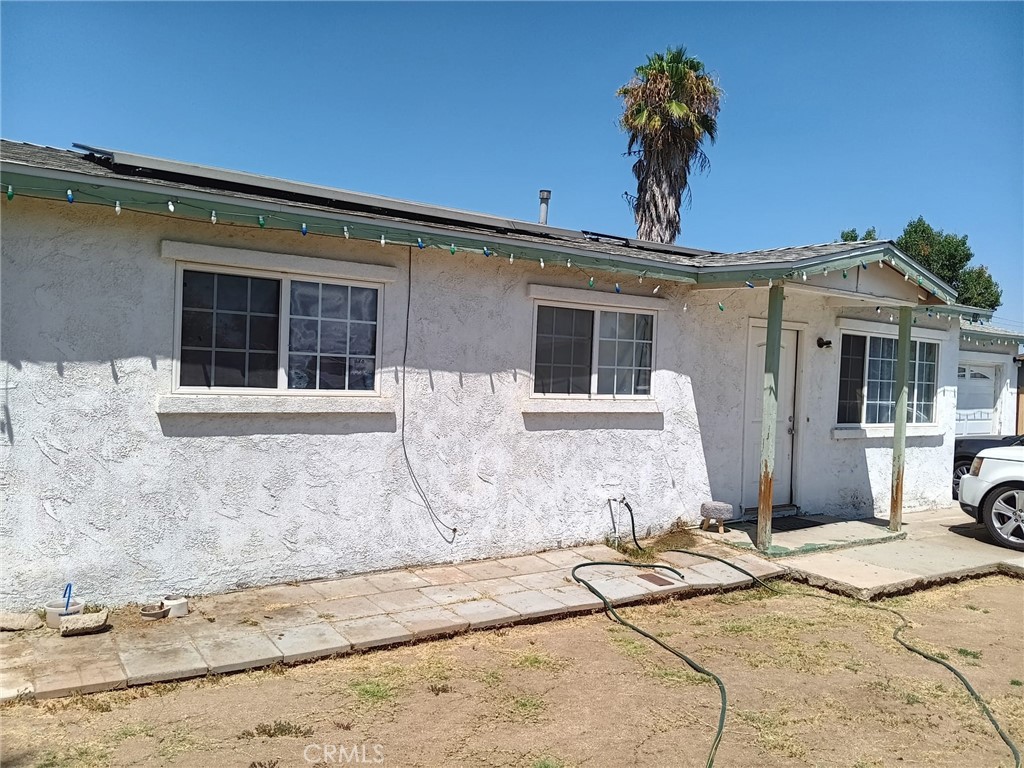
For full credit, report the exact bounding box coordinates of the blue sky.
[2,2,1021,326]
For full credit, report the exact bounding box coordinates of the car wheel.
[981,483,1024,552]
[952,461,972,500]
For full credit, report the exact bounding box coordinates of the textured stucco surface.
[0,198,960,609]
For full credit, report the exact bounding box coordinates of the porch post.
[757,282,785,552]
[890,306,912,532]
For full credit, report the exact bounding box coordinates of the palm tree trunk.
[634,147,686,244]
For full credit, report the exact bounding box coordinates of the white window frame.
[834,329,940,427]
[172,261,384,397]
[529,295,658,400]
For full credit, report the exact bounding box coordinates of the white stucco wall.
[0,198,960,609]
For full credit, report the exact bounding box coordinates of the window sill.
[522,398,661,415]
[157,394,396,415]
[831,424,945,440]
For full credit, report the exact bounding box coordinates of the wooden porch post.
[757,283,785,552]
[890,306,912,532]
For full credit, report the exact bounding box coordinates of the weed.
[111,722,154,741]
[239,720,314,739]
[43,691,112,713]
[609,634,649,658]
[480,670,503,687]
[428,683,452,695]
[1011,679,1023,687]
[505,695,546,721]
[350,679,396,704]
[533,759,565,768]
[646,665,713,686]
[34,745,110,768]
[334,720,353,731]
[955,648,982,660]
[904,693,923,705]
[513,652,565,671]
[82,603,105,614]
[240,617,260,627]
[249,761,281,768]
[734,709,807,758]
[318,612,335,621]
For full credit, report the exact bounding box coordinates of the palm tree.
[619,47,721,244]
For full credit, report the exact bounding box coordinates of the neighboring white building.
[954,311,1021,436]
[3,140,1019,609]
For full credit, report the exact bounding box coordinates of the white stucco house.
[3,140,1022,609]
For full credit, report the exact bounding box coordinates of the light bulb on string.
[860,261,867,270]
[842,269,848,279]
[589,276,595,288]
[566,258,571,268]
[878,259,884,268]
[904,273,909,281]
[823,268,828,276]
[482,246,490,257]
[210,210,216,224]
[417,238,425,249]
[381,235,386,247]
[301,223,308,236]
[509,253,514,264]
[450,243,456,255]
[540,258,545,269]
[615,283,621,293]
[343,226,349,239]
[889,314,894,322]
[683,302,687,311]
[638,272,645,284]
[66,189,74,203]
[653,285,661,294]
[875,306,881,314]
[258,216,266,228]
[745,281,754,288]
[801,271,807,281]
[917,276,923,285]
[115,201,122,216]
[768,278,773,288]
[718,302,725,312]
[167,201,175,213]
[6,185,12,201]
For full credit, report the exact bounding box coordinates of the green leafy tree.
[619,46,722,243]
[838,216,1002,309]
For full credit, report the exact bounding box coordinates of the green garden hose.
[572,501,1022,768]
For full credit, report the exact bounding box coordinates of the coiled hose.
[571,500,1022,768]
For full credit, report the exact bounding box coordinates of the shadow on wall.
[522,413,665,432]
[158,413,397,438]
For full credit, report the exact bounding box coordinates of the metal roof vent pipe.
[538,189,551,225]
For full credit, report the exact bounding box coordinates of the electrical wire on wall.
[401,247,458,543]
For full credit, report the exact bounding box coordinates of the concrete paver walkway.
[0,543,784,702]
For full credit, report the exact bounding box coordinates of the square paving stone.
[390,607,469,639]
[510,571,574,591]
[308,576,381,600]
[497,554,558,575]
[0,666,33,702]
[571,544,626,561]
[418,584,483,605]
[658,551,713,569]
[456,560,519,580]
[580,577,652,604]
[266,623,351,663]
[368,589,438,613]
[448,599,521,629]
[494,590,567,620]
[249,583,324,608]
[253,604,325,630]
[411,565,475,585]
[542,586,605,612]
[117,638,207,685]
[314,596,385,622]
[365,571,431,593]
[192,630,283,674]
[688,561,754,587]
[536,549,592,568]
[335,615,413,650]
[731,554,788,579]
[33,653,126,698]
[0,635,34,670]
[465,577,529,597]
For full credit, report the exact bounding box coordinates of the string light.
[509,253,514,264]
[683,302,688,311]
[860,261,868,269]
[343,226,349,238]
[615,282,621,293]
[904,273,909,281]
[450,243,456,255]
[66,189,73,203]
[653,285,661,294]
[301,222,308,236]
[842,269,848,279]
[417,238,425,249]
[823,268,828,276]
[6,185,12,201]
[878,259,884,268]
[801,271,807,281]
[258,216,265,228]
[381,235,387,247]
[718,302,725,311]
[540,258,545,269]
[768,278,773,288]
[566,258,572,268]
[889,313,894,322]
[875,306,881,314]
[115,201,122,216]
[483,246,490,257]
[638,272,645,284]
[745,281,755,288]
[167,201,175,213]
[588,276,595,288]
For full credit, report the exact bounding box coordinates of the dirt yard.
[1,575,1022,768]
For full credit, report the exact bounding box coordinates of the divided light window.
[533,304,654,396]
[836,333,937,425]
[178,268,379,392]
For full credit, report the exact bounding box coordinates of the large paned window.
[177,267,380,393]
[533,304,655,396]
[836,333,938,424]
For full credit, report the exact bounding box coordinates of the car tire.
[952,460,972,500]
[981,482,1024,552]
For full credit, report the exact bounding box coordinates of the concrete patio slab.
[315,596,386,622]
[0,666,33,701]
[455,560,519,581]
[496,554,559,575]
[448,599,521,629]
[465,577,530,597]
[657,551,712,569]
[254,604,325,630]
[571,544,627,561]
[391,607,469,639]
[248,583,325,608]
[542,585,605,612]
[510,571,574,591]
[337,615,413,650]
[33,651,126,699]
[117,638,208,685]
[266,623,351,663]
[367,589,438,614]
[308,576,381,600]
[193,630,282,674]
[411,565,475,586]
[688,561,754,588]
[576,577,651,604]
[418,583,483,606]
[777,552,921,599]
[365,571,431,593]
[493,590,566,619]
[705,515,906,558]
[536,549,593,568]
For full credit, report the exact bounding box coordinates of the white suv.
[959,445,1024,551]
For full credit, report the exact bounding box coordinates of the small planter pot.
[140,603,170,621]
[44,599,84,629]
[163,595,189,618]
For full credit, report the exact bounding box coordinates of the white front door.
[956,365,997,435]
[743,327,799,509]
